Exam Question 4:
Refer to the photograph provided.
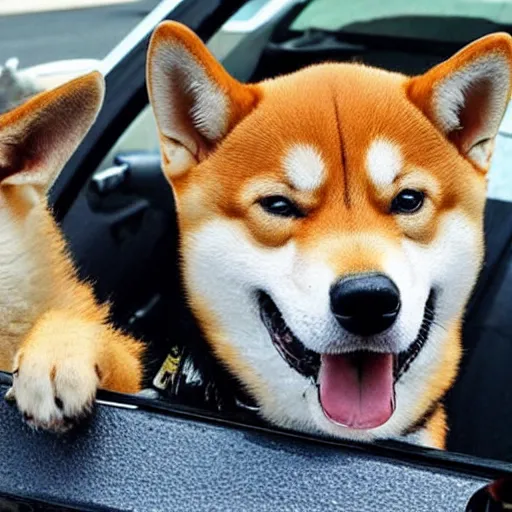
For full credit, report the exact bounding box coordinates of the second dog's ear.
[0,71,105,192]
[146,21,260,182]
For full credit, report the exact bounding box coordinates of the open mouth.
[258,290,436,430]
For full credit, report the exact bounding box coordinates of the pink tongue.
[319,352,395,429]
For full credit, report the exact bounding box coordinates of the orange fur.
[409,321,462,448]
[425,405,449,450]
[148,22,261,148]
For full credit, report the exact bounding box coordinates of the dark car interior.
[55,1,512,464]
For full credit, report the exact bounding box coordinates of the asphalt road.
[0,0,161,68]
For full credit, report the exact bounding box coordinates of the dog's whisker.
[432,319,448,332]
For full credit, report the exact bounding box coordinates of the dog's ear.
[0,71,104,192]
[146,21,260,181]
[407,33,512,169]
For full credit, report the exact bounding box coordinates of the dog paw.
[8,350,100,433]
[7,311,103,433]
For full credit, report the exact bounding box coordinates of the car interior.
[53,0,512,464]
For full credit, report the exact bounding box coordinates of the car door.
[0,0,510,510]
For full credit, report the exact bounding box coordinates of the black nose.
[330,273,401,336]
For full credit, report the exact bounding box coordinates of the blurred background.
[0,0,160,65]
[0,0,161,113]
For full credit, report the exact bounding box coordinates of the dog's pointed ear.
[407,33,512,169]
[146,21,260,181]
[0,71,105,192]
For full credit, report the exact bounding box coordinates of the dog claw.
[4,387,15,402]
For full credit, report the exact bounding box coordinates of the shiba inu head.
[147,22,512,446]
[0,73,105,365]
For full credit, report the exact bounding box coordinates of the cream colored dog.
[0,72,143,432]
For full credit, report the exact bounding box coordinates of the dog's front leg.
[6,308,143,433]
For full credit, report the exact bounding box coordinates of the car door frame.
[49,0,248,221]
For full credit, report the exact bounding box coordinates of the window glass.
[0,0,160,113]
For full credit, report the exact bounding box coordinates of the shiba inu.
[146,21,512,449]
[0,73,143,432]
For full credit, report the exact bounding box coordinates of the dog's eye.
[259,196,304,218]
[391,189,424,214]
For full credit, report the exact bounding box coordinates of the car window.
[0,0,161,114]
[488,125,512,202]
[95,105,160,174]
